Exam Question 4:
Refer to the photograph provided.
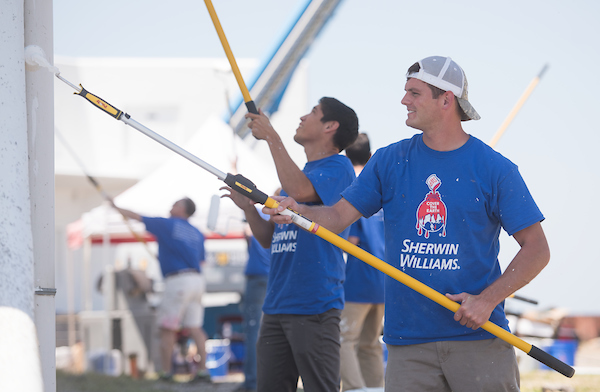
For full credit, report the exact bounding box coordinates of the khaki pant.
[340,302,385,391]
[385,338,520,392]
[157,272,205,330]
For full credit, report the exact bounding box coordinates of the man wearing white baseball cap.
[406,55,480,122]
[267,56,550,391]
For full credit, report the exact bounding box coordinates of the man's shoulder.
[310,153,353,167]
[142,216,168,225]
[141,216,172,237]
[175,218,202,232]
[303,154,355,206]
[372,135,419,158]
[468,136,518,169]
[305,153,354,176]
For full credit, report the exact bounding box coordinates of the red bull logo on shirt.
[416,174,447,239]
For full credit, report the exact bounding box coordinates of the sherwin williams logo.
[271,224,298,254]
[416,174,447,239]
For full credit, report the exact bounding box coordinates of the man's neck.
[421,125,469,152]
[303,143,339,162]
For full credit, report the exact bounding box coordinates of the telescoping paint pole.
[55,129,158,261]
[489,64,549,148]
[200,5,573,377]
[203,0,258,116]
[509,293,538,305]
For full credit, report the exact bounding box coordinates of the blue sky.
[54,0,600,314]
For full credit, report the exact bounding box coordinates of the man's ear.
[323,120,339,133]
[442,91,455,107]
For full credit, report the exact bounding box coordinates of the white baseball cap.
[407,56,480,121]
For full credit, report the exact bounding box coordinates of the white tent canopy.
[77,115,281,239]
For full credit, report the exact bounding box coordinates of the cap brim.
[457,98,480,121]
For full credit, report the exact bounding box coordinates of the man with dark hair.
[319,97,361,152]
[180,197,196,217]
[345,132,371,166]
[110,198,210,382]
[268,56,550,391]
[221,97,359,392]
[340,133,385,391]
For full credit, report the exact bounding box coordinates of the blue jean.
[241,274,268,389]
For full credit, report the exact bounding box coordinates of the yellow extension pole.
[489,64,549,148]
[204,0,258,114]
[259,196,573,377]
[262,197,529,351]
[56,129,158,261]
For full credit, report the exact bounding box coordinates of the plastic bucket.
[88,349,122,376]
[230,340,245,363]
[205,339,231,377]
[540,339,577,370]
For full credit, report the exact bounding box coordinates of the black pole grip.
[224,173,269,204]
[528,345,575,378]
[245,100,259,115]
[511,294,538,305]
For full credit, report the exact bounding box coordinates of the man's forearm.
[267,138,318,203]
[288,199,360,234]
[244,206,275,248]
[115,207,142,222]
[480,222,550,306]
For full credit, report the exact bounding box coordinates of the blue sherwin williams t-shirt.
[344,209,385,303]
[342,134,544,345]
[262,154,355,315]
[245,236,270,276]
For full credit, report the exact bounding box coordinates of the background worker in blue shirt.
[340,133,386,391]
